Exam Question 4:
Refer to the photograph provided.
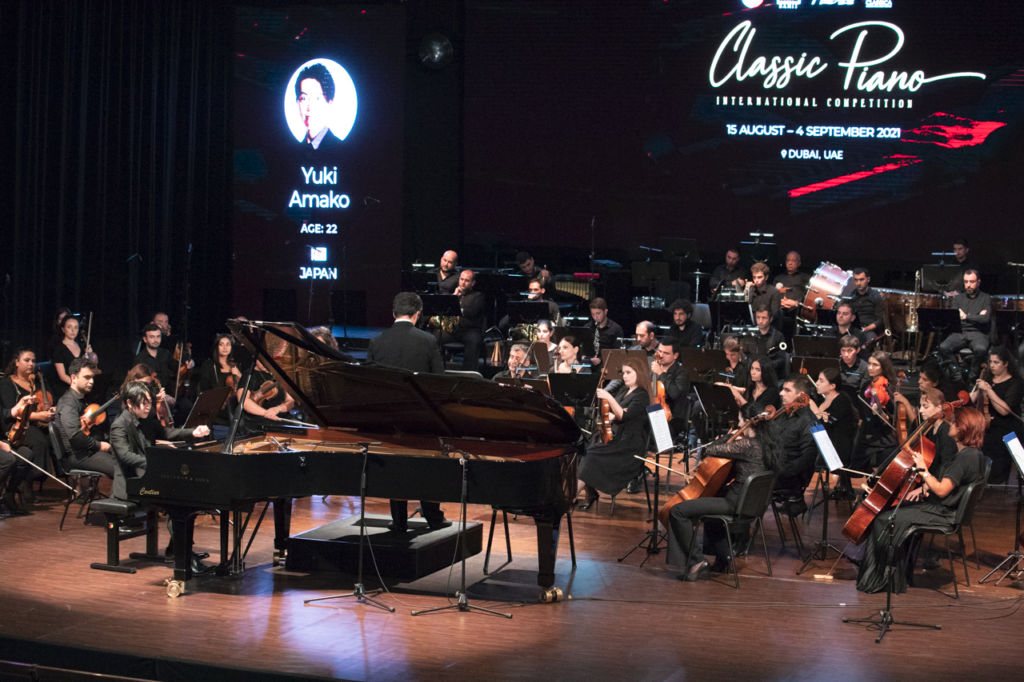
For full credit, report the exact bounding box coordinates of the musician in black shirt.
[133,323,177,391]
[665,299,704,349]
[846,268,886,343]
[436,250,459,294]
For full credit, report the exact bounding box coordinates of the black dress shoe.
[427,518,453,530]
[626,473,643,495]
[578,487,599,511]
[711,556,733,573]
[387,521,409,533]
[190,553,216,576]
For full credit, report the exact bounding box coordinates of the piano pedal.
[164,578,186,598]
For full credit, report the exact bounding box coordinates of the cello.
[841,391,969,544]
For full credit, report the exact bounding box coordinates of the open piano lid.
[227,320,581,445]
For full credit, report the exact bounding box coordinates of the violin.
[152,379,174,428]
[80,394,120,435]
[252,380,279,406]
[6,389,36,448]
[842,391,970,544]
[173,341,194,399]
[974,363,993,426]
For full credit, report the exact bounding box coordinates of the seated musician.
[437,269,487,371]
[746,263,781,320]
[527,278,563,326]
[535,320,558,369]
[133,323,178,400]
[436,249,460,294]
[515,251,542,281]
[809,367,858,495]
[367,292,449,532]
[855,352,898,473]
[838,335,868,395]
[197,334,243,438]
[774,251,809,313]
[553,335,588,374]
[630,321,659,358]
[721,335,748,387]
[651,339,691,439]
[854,406,989,594]
[151,311,178,352]
[665,299,704,349]
[719,354,779,421]
[752,305,787,379]
[944,237,977,296]
[577,358,650,510]
[54,358,116,478]
[917,387,958,479]
[238,361,296,428]
[763,373,818,513]
[938,269,990,381]
[493,343,537,380]
[917,360,966,403]
[586,298,624,365]
[710,247,746,295]
[833,302,867,351]
[666,419,769,580]
[109,381,210,500]
[0,348,54,506]
[972,346,1022,484]
[0,440,37,517]
[845,268,885,344]
[308,325,340,351]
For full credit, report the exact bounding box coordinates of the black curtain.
[2,0,232,377]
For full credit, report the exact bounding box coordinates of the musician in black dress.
[855,406,989,594]
[53,358,116,478]
[52,315,90,396]
[918,387,958,479]
[972,346,1022,484]
[666,423,768,580]
[197,334,243,436]
[367,292,448,531]
[855,351,898,472]
[719,355,779,421]
[578,358,650,510]
[810,367,858,493]
[535,320,558,370]
[0,348,53,506]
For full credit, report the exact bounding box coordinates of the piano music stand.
[304,442,395,613]
[412,448,512,619]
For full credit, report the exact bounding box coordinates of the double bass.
[841,392,970,544]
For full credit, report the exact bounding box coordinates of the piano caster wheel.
[539,586,563,603]
[165,579,186,598]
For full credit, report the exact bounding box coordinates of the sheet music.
[810,423,843,473]
[1003,433,1024,478]
[647,405,673,454]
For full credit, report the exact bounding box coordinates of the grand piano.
[127,320,583,599]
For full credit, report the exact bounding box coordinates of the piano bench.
[89,499,164,575]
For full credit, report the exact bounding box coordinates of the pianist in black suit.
[109,381,209,499]
[367,292,449,531]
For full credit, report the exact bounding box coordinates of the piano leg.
[534,511,565,602]
[165,507,196,596]
[273,498,292,566]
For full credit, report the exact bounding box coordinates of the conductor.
[366,292,450,532]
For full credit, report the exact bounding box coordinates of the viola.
[653,379,672,422]
[153,379,174,428]
[596,399,613,444]
[252,380,279,406]
[6,392,36,448]
[842,391,970,544]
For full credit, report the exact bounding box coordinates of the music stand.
[797,425,846,575]
[552,326,597,359]
[183,386,233,429]
[421,294,461,318]
[795,357,840,380]
[631,261,670,296]
[527,341,551,374]
[920,265,962,293]
[979,434,1024,586]
[843,468,941,643]
[493,377,551,396]
[712,301,753,331]
[916,308,961,339]
[505,301,551,325]
[547,373,601,412]
[691,382,737,440]
[793,335,839,359]
[679,348,727,383]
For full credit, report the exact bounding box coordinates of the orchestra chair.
[47,423,104,531]
[904,478,987,599]
[609,465,652,518]
[687,470,776,589]
[770,489,806,558]
[88,497,163,574]
[484,507,577,574]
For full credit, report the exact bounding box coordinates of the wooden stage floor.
[1,476,1023,681]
